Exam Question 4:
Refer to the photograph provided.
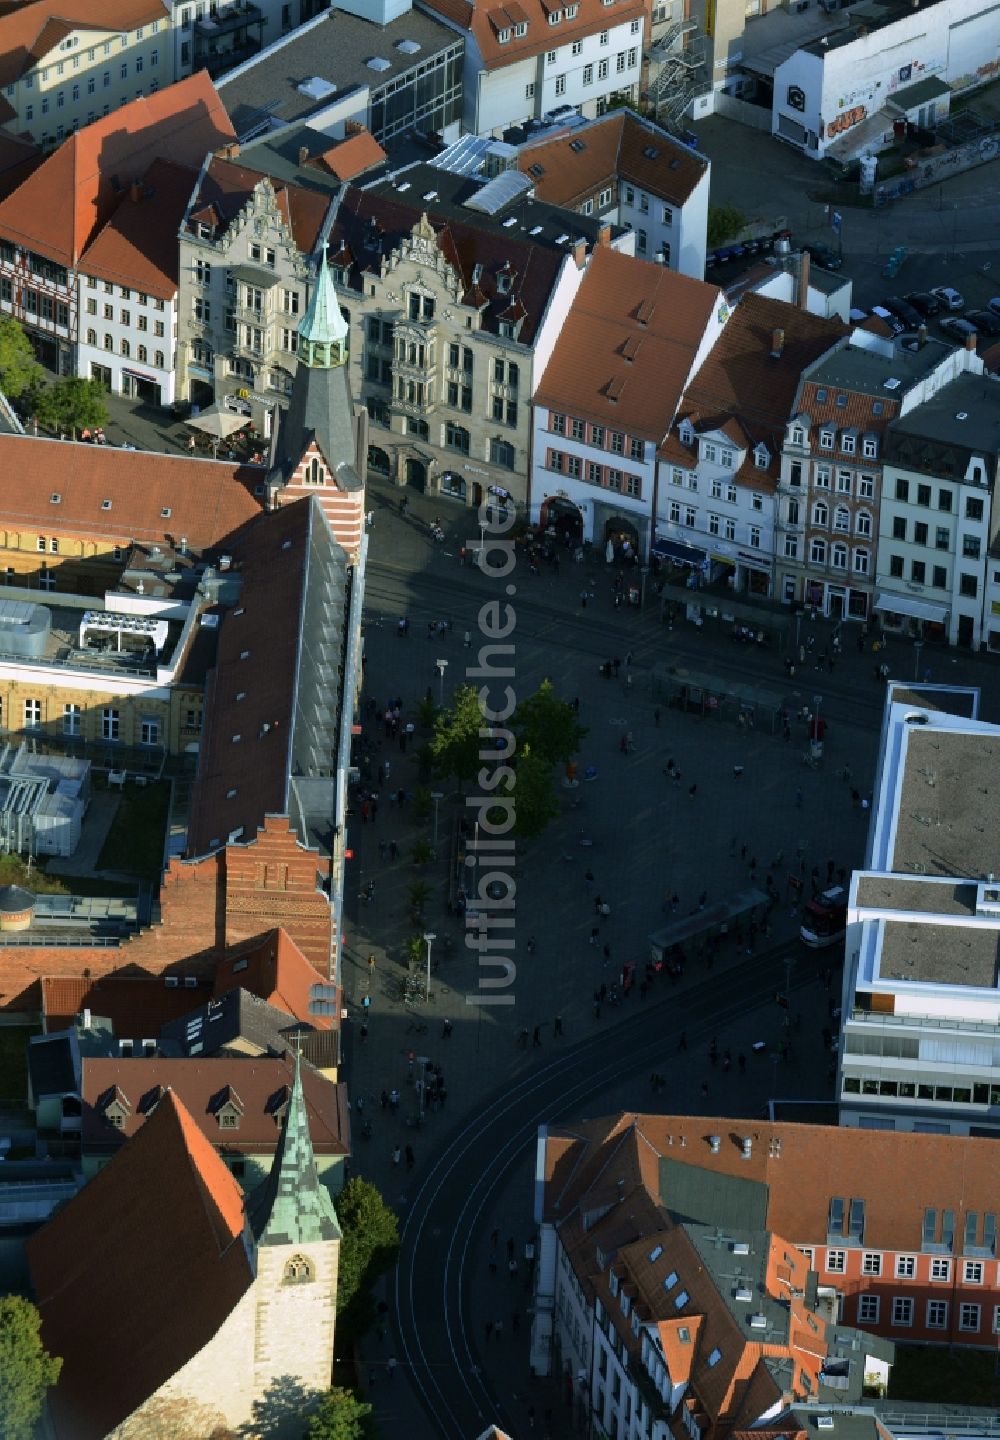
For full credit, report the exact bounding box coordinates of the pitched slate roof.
[80,157,198,299]
[82,1052,348,1155]
[27,1088,251,1440]
[0,434,262,549]
[534,244,721,439]
[0,70,234,267]
[421,0,645,70]
[518,112,707,210]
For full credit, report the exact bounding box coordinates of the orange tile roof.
[213,925,333,1028]
[27,1088,251,1440]
[80,157,197,298]
[187,155,331,256]
[518,112,706,210]
[534,245,721,439]
[307,128,387,181]
[82,1052,348,1155]
[0,0,167,88]
[0,434,262,549]
[0,70,234,266]
[546,1112,1000,1254]
[423,0,646,69]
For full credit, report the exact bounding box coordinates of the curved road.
[393,935,822,1440]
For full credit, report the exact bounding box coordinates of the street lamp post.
[423,932,436,1003]
[436,658,448,707]
[914,638,924,682]
[431,790,444,849]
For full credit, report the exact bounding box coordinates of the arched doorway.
[405,457,427,491]
[367,445,391,478]
[604,515,640,561]
[540,496,584,544]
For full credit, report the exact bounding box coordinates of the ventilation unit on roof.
[503,216,518,228]
[529,224,543,235]
[297,75,337,100]
[396,37,421,52]
[366,55,391,71]
[734,1286,752,1303]
[956,411,968,420]
[732,1241,750,1255]
[555,232,569,244]
[749,1313,767,1330]
[884,377,901,390]
[397,181,411,192]
[423,190,438,201]
[817,1421,835,1432]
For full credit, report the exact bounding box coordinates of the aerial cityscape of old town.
[0,0,998,1436]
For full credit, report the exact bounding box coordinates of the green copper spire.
[298,247,349,368]
[249,1051,342,1247]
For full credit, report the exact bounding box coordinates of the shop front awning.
[651,537,706,565]
[874,592,948,624]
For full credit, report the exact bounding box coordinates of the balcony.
[194,1,263,36]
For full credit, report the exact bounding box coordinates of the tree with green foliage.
[512,679,587,765]
[0,317,42,401]
[336,1177,400,1322]
[429,685,488,788]
[34,376,109,439]
[307,1388,374,1440]
[0,1295,62,1440]
[707,203,747,250]
[510,748,560,840]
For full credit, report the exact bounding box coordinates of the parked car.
[903,290,941,317]
[882,296,924,329]
[803,242,842,272]
[940,316,979,342]
[931,285,965,311]
[869,304,906,336]
[986,296,1000,318]
[965,309,1000,337]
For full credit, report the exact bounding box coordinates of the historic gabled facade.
[176,156,332,437]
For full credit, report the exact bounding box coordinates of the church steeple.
[298,247,349,369]
[249,1050,342,1247]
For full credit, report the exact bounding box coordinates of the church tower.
[248,1052,342,1418]
[269,247,367,559]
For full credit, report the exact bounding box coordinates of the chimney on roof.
[917,323,928,348]
[346,119,363,136]
[770,328,785,359]
[966,330,978,352]
[797,249,810,311]
[573,237,587,270]
[220,141,241,161]
[129,179,142,203]
[598,222,612,248]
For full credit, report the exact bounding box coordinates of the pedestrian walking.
[532,1025,542,1047]
[488,1252,498,1275]
[463,629,471,647]
[590,926,600,945]
[688,783,697,800]
[442,1018,453,1038]
[584,868,595,895]
[491,1227,500,1248]
[386,1357,397,1380]
[553,1014,563,1036]
[391,1146,401,1165]
[508,1258,518,1280]
[494,1319,504,1341]
[405,1145,415,1170]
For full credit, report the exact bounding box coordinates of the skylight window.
[663,1270,678,1290]
[649,1244,663,1263]
[101,499,112,510]
[707,1347,722,1367]
[674,1290,689,1309]
[50,493,61,504]
[161,507,171,518]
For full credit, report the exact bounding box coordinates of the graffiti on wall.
[824,104,867,139]
[874,133,1000,204]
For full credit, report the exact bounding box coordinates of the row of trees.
[428,678,587,840]
[0,316,108,437]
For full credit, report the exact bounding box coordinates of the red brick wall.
[223,815,333,977]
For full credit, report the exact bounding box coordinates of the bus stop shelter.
[649,887,769,963]
[652,664,789,734]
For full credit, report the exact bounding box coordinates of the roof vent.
[396,37,421,52]
[817,1421,835,1431]
[366,55,391,71]
[297,75,336,99]
[423,190,438,201]
[708,1134,721,1153]
[749,1313,767,1329]
[884,377,901,390]
[732,1241,750,1255]
[101,499,112,510]
[956,411,968,420]
[734,1285,753,1302]
[770,328,784,359]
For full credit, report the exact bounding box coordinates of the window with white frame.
[812,501,828,527]
[751,492,763,511]
[993,1305,1000,1335]
[853,548,869,575]
[708,514,720,536]
[930,1258,950,1282]
[815,466,830,488]
[669,501,680,524]
[702,442,716,463]
[831,543,847,569]
[724,518,735,541]
[720,449,733,468]
[784,535,799,559]
[959,1303,981,1332]
[685,507,696,527]
[819,429,834,450]
[23,699,41,727]
[858,473,874,498]
[671,468,684,486]
[811,538,827,565]
[841,432,856,455]
[964,1261,984,1284]
[856,509,872,537]
[862,1253,882,1277]
[726,484,736,503]
[892,1297,913,1325]
[749,527,761,548]
[858,1295,879,1323]
[927,1300,948,1328]
[863,435,877,459]
[895,1255,916,1278]
[834,504,850,531]
[710,478,722,498]
[836,469,852,493]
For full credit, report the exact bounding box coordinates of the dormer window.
[863,434,878,459]
[791,425,804,445]
[565,2,578,13]
[818,427,834,451]
[679,420,694,445]
[841,430,857,455]
[514,19,527,33]
[213,1085,245,1130]
[498,25,511,41]
[547,8,562,22]
[754,445,769,469]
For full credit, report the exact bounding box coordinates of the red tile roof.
[307,128,387,181]
[0,0,167,88]
[82,1052,348,1155]
[0,434,262,550]
[186,155,331,255]
[41,973,204,1036]
[518,112,706,210]
[80,157,198,299]
[0,70,234,266]
[213,925,333,1028]
[422,0,646,69]
[534,244,721,439]
[27,1088,251,1440]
